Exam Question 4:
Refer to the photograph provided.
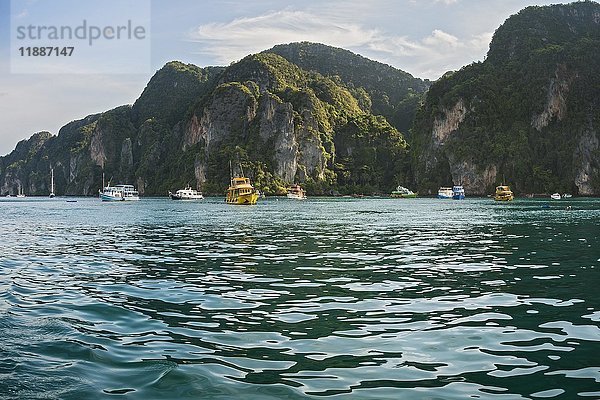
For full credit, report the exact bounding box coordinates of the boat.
[550,193,561,200]
[16,184,25,198]
[391,186,417,198]
[226,176,259,205]
[562,193,572,198]
[494,185,514,201]
[452,185,466,200]
[437,187,453,199]
[49,168,55,198]
[99,185,140,201]
[287,184,307,200]
[169,186,204,200]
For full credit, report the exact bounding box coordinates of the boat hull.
[437,194,452,199]
[391,193,417,198]
[452,194,465,200]
[287,193,306,200]
[494,195,514,201]
[100,194,139,201]
[170,193,204,200]
[226,192,259,205]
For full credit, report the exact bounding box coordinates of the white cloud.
[372,29,493,78]
[189,9,493,80]
[423,29,462,48]
[190,10,380,63]
[470,31,495,50]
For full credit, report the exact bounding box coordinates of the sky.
[0,0,576,156]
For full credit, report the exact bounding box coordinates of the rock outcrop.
[412,1,600,195]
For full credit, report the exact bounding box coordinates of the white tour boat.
[100,185,140,201]
[287,184,307,200]
[169,186,204,200]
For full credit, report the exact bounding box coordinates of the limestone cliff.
[0,44,411,196]
[412,2,600,195]
[531,64,575,131]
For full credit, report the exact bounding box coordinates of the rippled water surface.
[0,197,599,399]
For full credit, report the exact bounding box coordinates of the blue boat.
[452,185,465,200]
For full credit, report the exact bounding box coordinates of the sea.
[0,196,598,399]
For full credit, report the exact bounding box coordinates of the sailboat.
[49,168,55,198]
[16,184,25,198]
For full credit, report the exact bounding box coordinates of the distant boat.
[437,187,453,199]
[494,185,514,201]
[49,168,55,198]
[226,162,259,205]
[226,176,259,205]
[169,186,204,200]
[100,185,140,201]
[550,193,561,200]
[287,184,307,200]
[562,193,572,198]
[452,185,465,200]
[391,186,417,198]
[16,184,25,198]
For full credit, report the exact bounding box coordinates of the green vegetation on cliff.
[132,62,224,127]
[195,52,408,195]
[267,42,430,134]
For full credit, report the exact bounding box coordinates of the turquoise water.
[0,197,598,399]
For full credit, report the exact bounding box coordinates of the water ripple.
[0,197,598,398]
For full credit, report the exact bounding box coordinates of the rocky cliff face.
[0,43,411,196]
[574,127,599,195]
[412,2,600,195]
[531,64,575,131]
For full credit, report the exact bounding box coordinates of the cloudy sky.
[0,0,573,155]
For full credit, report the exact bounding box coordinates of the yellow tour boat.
[494,185,514,201]
[226,176,259,205]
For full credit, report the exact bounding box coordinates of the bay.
[0,197,598,399]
